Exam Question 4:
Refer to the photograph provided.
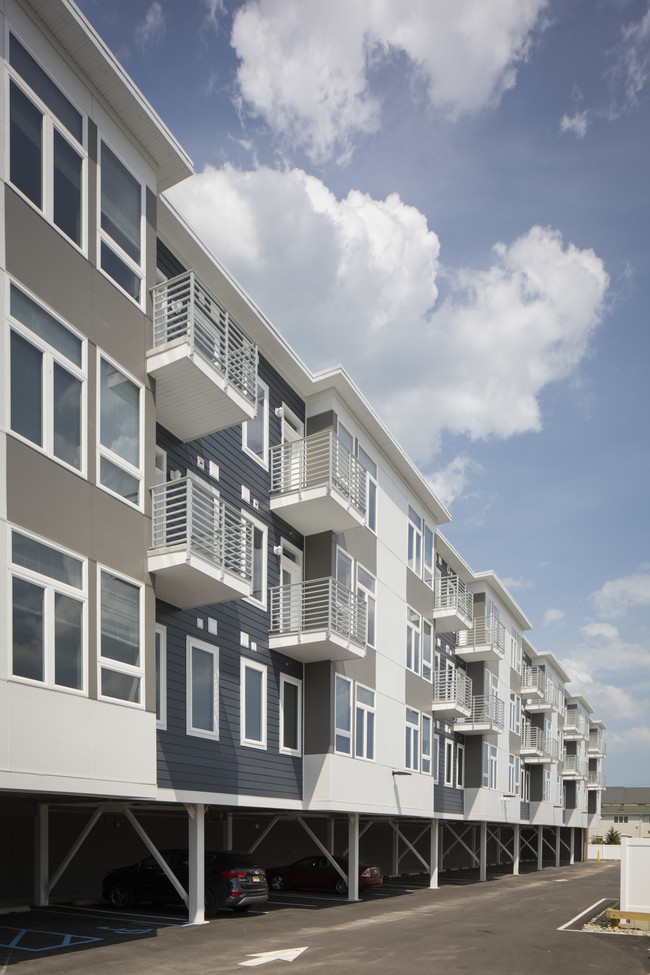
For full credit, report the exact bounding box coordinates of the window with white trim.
[247,519,267,608]
[509,627,522,673]
[433,734,440,783]
[508,754,520,796]
[355,684,375,761]
[99,568,143,705]
[521,765,530,802]
[543,768,552,802]
[509,692,521,735]
[421,714,432,775]
[444,738,454,786]
[456,743,465,788]
[241,657,267,748]
[186,637,218,739]
[405,707,420,771]
[424,525,434,587]
[97,353,143,508]
[10,528,86,692]
[356,442,377,532]
[280,673,302,755]
[8,33,86,249]
[356,565,376,647]
[155,624,167,730]
[99,140,143,302]
[8,282,85,473]
[407,507,422,575]
[243,378,269,467]
[482,741,497,789]
[406,606,421,675]
[334,674,352,755]
[422,620,433,682]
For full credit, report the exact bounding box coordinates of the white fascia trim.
[154,788,305,811]
[529,650,572,686]
[565,694,595,714]
[0,770,158,799]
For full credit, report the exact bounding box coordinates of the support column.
[496,827,501,866]
[187,803,206,925]
[429,820,439,889]
[392,824,399,877]
[480,821,487,882]
[327,817,336,855]
[224,812,233,850]
[35,804,49,907]
[569,828,575,865]
[555,827,561,867]
[513,824,520,876]
[537,825,543,871]
[348,813,360,902]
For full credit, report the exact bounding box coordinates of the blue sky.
[77,0,650,786]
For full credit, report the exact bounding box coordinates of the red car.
[266,855,382,895]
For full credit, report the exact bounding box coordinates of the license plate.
[252,875,260,883]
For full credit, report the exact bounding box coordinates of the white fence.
[587,844,622,861]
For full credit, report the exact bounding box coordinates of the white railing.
[564,711,588,736]
[588,733,606,754]
[587,771,606,788]
[434,574,473,623]
[520,726,544,751]
[521,665,546,696]
[456,615,506,657]
[151,476,254,582]
[461,693,504,730]
[269,577,367,647]
[562,754,587,777]
[270,430,367,516]
[433,668,473,711]
[546,681,562,711]
[151,271,258,405]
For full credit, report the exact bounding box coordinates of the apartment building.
[0,0,605,922]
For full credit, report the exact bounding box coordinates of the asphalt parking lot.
[0,861,647,974]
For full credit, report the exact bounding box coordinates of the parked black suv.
[102,849,268,915]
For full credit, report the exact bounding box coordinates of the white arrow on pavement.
[239,947,308,967]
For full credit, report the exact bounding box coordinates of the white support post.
[496,827,501,866]
[513,824,520,876]
[348,813,360,902]
[429,821,439,889]
[537,825,543,871]
[35,804,49,906]
[225,812,233,850]
[480,821,487,882]
[570,828,575,865]
[555,827,561,867]
[187,803,206,925]
[392,823,399,877]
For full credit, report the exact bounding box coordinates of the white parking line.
[556,898,607,931]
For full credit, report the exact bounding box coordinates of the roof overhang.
[471,570,532,630]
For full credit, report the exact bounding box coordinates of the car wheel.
[268,874,286,891]
[232,903,250,913]
[204,887,218,917]
[106,882,133,909]
[334,877,348,895]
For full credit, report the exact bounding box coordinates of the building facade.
[0,0,606,921]
[590,788,650,841]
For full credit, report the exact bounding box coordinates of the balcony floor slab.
[269,630,366,664]
[148,549,252,608]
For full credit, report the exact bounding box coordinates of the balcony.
[432,668,473,720]
[587,733,606,757]
[587,771,606,790]
[562,754,588,779]
[520,665,546,700]
[523,677,562,713]
[269,430,367,534]
[455,615,505,662]
[147,271,258,442]
[148,476,254,608]
[455,693,504,734]
[432,574,473,632]
[563,711,588,740]
[519,728,559,764]
[268,578,367,663]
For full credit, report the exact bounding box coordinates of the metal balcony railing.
[521,726,544,751]
[587,771,606,788]
[433,668,473,711]
[463,693,505,730]
[270,430,367,515]
[456,615,506,657]
[269,578,367,647]
[562,754,587,777]
[434,574,473,623]
[564,711,588,736]
[151,476,254,582]
[588,733,606,754]
[151,271,258,405]
[521,665,546,696]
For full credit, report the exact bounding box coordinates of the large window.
[407,507,422,576]
[334,674,352,755]
[355,684,375,761]
[8,282,85,472]
[482,742,498,789]
[280,674,302,755]
[98,354,143,507]
[186,639,218,739]
[8,34,85,249]
[99,142,143,301]
[241,658,267,748]
[508,754,520,796]
[406,606,421,675]
[509,693,521,735]
[10,529,86,692]
[243,379,269,467]
[405,708,420,771]
[99,569,142,705]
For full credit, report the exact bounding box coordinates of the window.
[433,734,440,783]
[444,739,454,786]
[509,627,522,673]
[99,569,143,705]
[406,606,421,675]
[334,674,352,755]
[8,34,85,249]
[508,755,520,796]
[424,525,434,587]
[280,674,302,755]
[421,714,432,775]
[241,658,267,748]
[405,708,420,771]
[356,565,376,647]
[155,624,167,730]
[186,637,218,739]
[8,282,85,472]
[482,742,497,789]
[243,379,269,467]
[543,769,552,802]
[509,693,521,735]
[521,766,530,802]
[99,141,143,301]
[407,507,422,575]
[355,684,375,761]
[614,816,628,824]
[247,520,267,608]
[456,743,465,788]
[422,620,433,682]
[98,353,143,507]
[357,443,377,532]
[10,529,86,692]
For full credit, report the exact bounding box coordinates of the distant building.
[590,788,650,839]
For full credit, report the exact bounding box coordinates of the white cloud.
[501,577,534,591]
[425,456,480,509]
[608,3,650,114]
[543,608,565,626]
[581,622,619,640]
[231,0,548,161]
[559,110,589,138]
[168,166,608,462]
[134,2,166,52]
[589,571,650,618]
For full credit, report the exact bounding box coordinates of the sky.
[76,0,650,786]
